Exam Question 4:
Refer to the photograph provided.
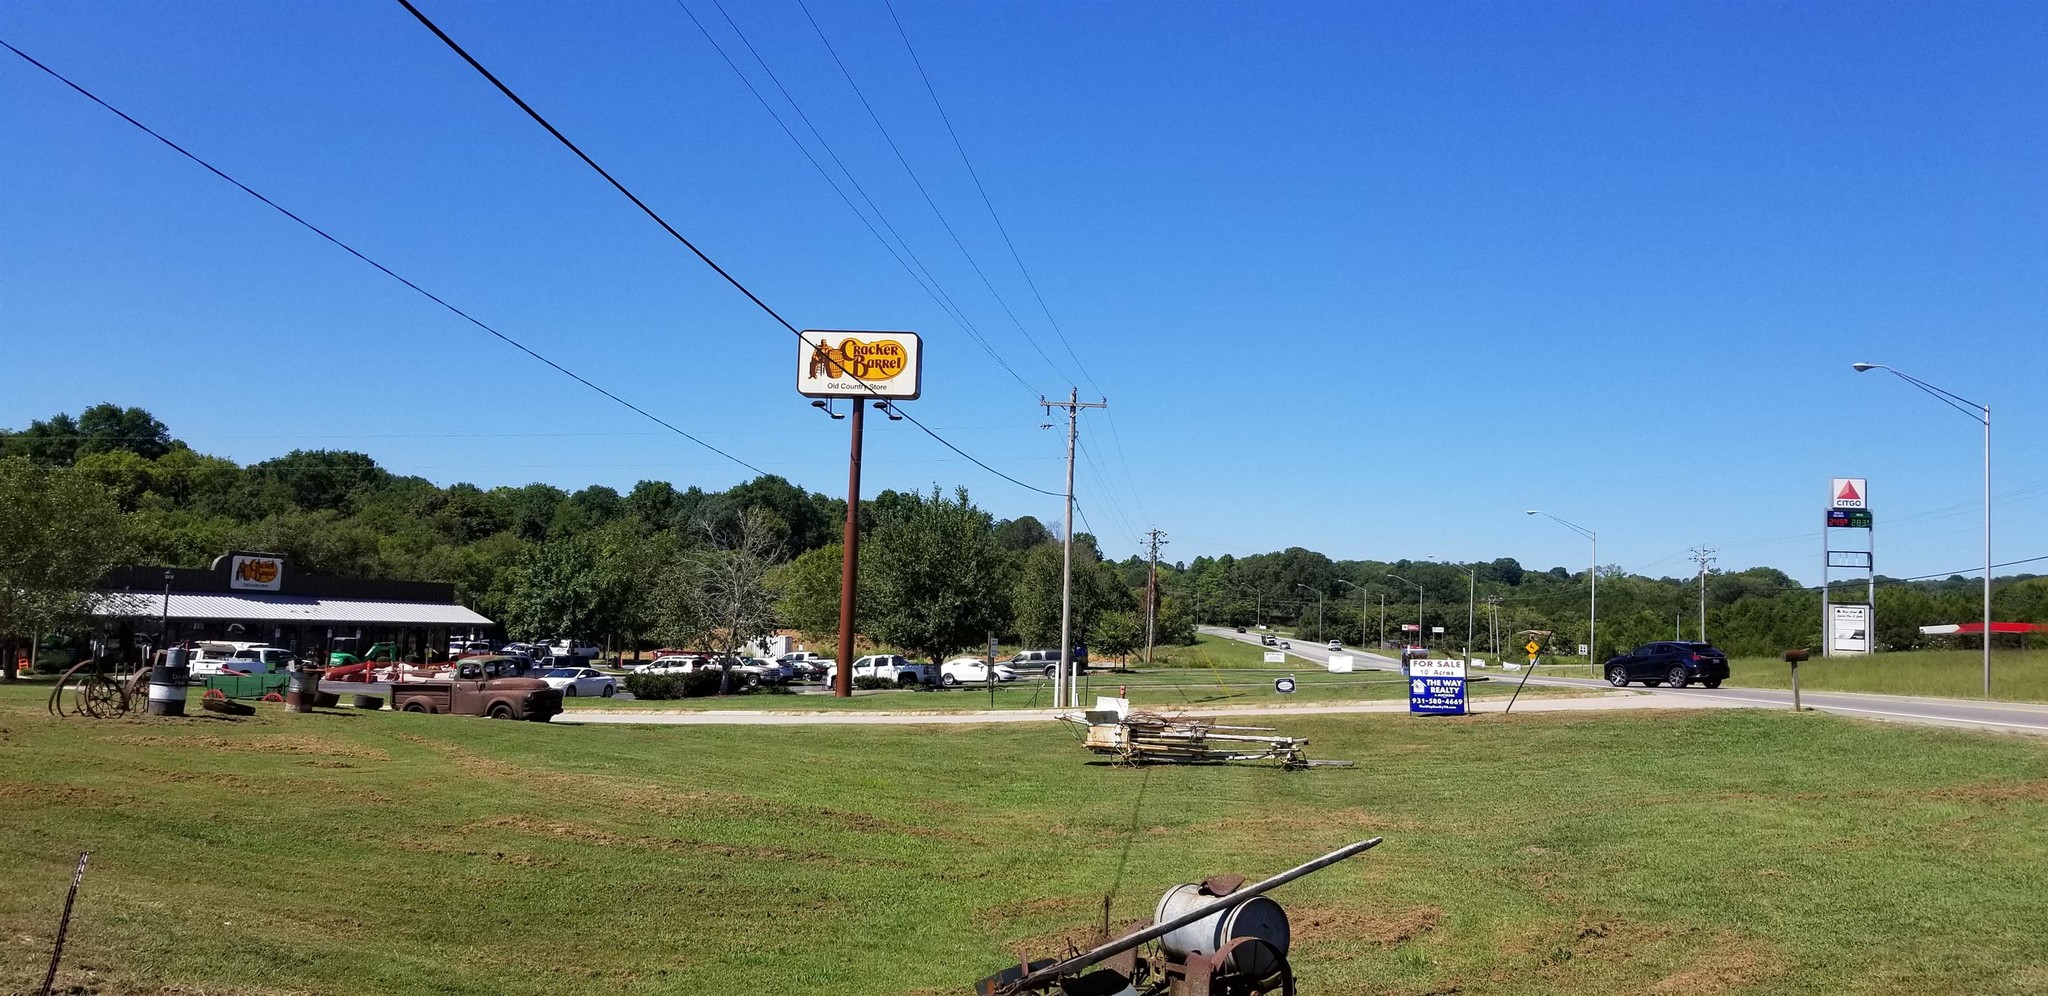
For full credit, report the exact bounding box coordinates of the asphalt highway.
[1202,625,2048,736]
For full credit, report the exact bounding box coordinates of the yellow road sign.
[1524,641,1541,655]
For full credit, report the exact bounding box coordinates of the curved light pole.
[1336,579,1368,647]
[1386,574,1424,651]
[1853,362,1992,696]
[1435,559,1478,658]
[1527,511,1597,672]
[1295,584,1325,641]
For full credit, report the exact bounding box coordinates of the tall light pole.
[1295,584,1325,641]
[1336,579,1368,647]
[1526,511,1597,672]
[1436,560,1477,659]
[1387,574,1424,651]
[1853,362,1992,696]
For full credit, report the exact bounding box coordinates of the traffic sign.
[1274,675,1297,694]
[1831,478,1867,510]
[1524,640,1541,655]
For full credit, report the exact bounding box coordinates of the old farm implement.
[1063,698,1350,770]
[975,837,1383,996]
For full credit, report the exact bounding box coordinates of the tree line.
[3,404,2039,679]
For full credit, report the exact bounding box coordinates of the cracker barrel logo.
[808,337,907,382]
[230,556,283,590]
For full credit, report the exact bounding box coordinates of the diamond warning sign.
[1831,478,1867,510]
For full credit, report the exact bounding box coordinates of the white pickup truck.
[825,654,936,687]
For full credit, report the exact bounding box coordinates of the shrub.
[624,670,726,700]
[852,675,896,691]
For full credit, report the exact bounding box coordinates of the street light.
[1295,584,1325,641]
[1435,559,1477,659]
[1526,511,1597,672]
[1853,362,1993,696]
[1336,579,1368,647]
[1386,574,1424,652]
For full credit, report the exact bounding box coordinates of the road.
[1202,625,2048,736]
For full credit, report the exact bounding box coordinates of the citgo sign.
[797,330,923,400]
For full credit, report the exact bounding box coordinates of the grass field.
[5,677,2047,995]
[1723,649,2048,702]
[570,667,1571,712]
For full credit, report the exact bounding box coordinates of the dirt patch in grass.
[0,781,119,806]
[1643,936,1789,994]
[971,894,1098,931]
[1188,808,1417,836]
[1293,902,1443,955]
[106,733,391,762]
[1924,778,2048,805]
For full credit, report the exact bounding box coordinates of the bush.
[624,670,726,700]
[852,675,897,691]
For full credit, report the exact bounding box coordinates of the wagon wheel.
[78,675,122,718]
[48,659,104,717]
[123,668,151,713]
[1210,937,1294,996]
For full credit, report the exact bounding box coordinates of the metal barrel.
[1155,885,1290,980]
[147,648,189,717]
[1005,836,1382,992]
[285,667,322,713]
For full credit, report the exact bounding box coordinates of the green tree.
[0,458,129,679]
[1090,610,1142,661]
[498,533,628,644]
[773,542,854,645]
[866,488,1008,666]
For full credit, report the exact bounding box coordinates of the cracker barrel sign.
[229,555,284,591]
[797,330,922,400]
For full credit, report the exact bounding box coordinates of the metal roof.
[94,591,492,626]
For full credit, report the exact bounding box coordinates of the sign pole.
[833,401,864,698]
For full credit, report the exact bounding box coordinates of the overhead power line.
[392,0,1064,499]
[0,37,769,478]
[792,0,1071,385]
[673,0,1041,401]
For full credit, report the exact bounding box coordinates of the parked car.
[186,642,295,678]
[778,651,827,680]
[547,639,602,660]
[541,667,617,698]
[940,657,1016,686]
[1004,648,1089,678]
[1604,642,1729,688]
[745,657,795,683]
[390,659,562,721]
[640,654,705,675]
[826,654,935,687]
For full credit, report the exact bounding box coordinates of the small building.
[92,552,492,665]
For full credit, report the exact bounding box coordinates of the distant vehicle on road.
[1235,626,1247,633]
[1327,639,1343,651]
[541,667,617,698]
[1604,642,1729,689]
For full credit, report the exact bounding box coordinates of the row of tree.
[3,404,2039,679]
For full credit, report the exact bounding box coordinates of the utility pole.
[1378,593,1385,648]
[1141,529,1167,665]
[1043,389,1106,709]
[1690,546,1716,642]
[1486,595,1501,656]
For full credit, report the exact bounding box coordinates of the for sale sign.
[1408,658,1467,715]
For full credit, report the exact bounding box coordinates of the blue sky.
[3,1,2043,582]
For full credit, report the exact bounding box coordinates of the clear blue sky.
[3,1,2043,583]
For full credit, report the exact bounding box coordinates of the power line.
[881,0,1101,396]
[792,0,1070,385]
[393,0,1065,499]
[0,36,771,478]
[673,0,1040,401]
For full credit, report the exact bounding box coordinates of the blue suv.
[1603,642,1729,689]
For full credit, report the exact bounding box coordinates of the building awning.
[94,591,492,627]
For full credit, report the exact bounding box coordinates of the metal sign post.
[1823,478,1875,657]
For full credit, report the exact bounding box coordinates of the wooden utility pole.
[1042,389,1106,709]
[1142,528,1167,664]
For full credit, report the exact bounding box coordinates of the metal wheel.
[1666,666,1690,689]
[79,676,121,718]
[1607,665,1629,687]
[601,685,616,697]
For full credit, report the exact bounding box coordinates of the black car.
[1603,642,1729,689]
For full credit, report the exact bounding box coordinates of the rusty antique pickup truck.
[388,656,562,722]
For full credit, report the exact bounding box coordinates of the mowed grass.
[1726,649,2048,702]
[4,678,2048,995]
